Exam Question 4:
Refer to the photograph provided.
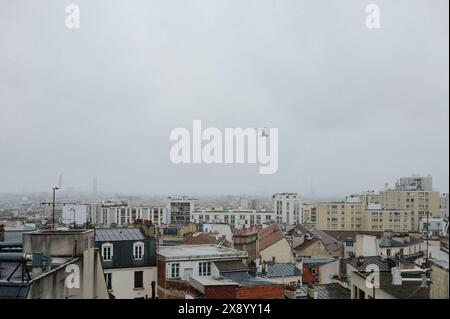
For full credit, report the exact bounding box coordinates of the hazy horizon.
[1,0,448,196]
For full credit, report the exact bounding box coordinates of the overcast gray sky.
[0,0,448,196]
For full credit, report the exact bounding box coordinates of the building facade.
[272,193,301,225]
[191,209,275,229]
[168,197,198,225]
[95,227,157,299]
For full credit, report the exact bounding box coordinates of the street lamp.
[52,187,59,230]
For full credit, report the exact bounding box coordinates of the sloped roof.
[215,260,247,273]
[95,228,145,242]
[347,256,394,272]
[258,224,285,251]
[297,283,350,299]
[264,262,301,277]
[354,271,429,299]
[324,230,383,242]
[293,227,343,254]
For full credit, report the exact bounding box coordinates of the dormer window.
[102,243,113,261]
[133,242,144,260]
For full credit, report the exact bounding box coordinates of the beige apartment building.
[364,204,414,232]
[379,190,440,231]
[316,197,365,231]
[302,203,317,224]
[316,191,440,232]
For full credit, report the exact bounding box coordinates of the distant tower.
[93,177,98,195]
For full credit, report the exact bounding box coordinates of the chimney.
[307,283,318,299]
[383,230,393,238]
[138,221,156,238]
[356,256,365,267]
[295,257,303,273]
[0,224,4,242]
[404,234,410,243]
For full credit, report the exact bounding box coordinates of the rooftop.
[222,271,279,287]
[158,244,247,261]
[302,258,337,265]
[95,227,145,242]
[324,230,383,242]
[262,262,301,278]
[430,258,449,271]
[347,256,395,272]
[215,260,248,273]
[354,271,429,299]
[297,283,351,299]
[258,224,285,251]
[379,235,422,248]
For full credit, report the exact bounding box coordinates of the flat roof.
[190,275,238,287]
[158,244,247,261]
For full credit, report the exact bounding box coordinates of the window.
[386,249,391,256]
[133,242,144,260]
[198,262,211,276]
[134,271,144,288]
[102,243,113,261]
[105,273,112,290]
[171,263,180,278]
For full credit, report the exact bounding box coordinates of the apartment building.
[61,202,168,227]
[316,196,364,231]
[190,208,275,229]
[315,176,441,232]
[168,197,199,225]
[95,226,157,299]
[302,203,317,224]
[0,230,109,299]
[157,244,284,299]
[379,190,440,231]
[272,193,301,225]
[365,204,414,232]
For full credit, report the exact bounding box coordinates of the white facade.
[272,193,302,225]
[202,223,233,242]
[167,197,199,225]
[190,209,275,229]
[159,245,248,281]
[395,175,433,191]
[63,203,167,227]
[104,266,157,299]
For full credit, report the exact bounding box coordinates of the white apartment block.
[272,193,301,225]
[190,209,275,229]
[62,202,167,227]
[394,175,433,191]
[167,197,199,225]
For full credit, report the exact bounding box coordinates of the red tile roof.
[258,224,285,251]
